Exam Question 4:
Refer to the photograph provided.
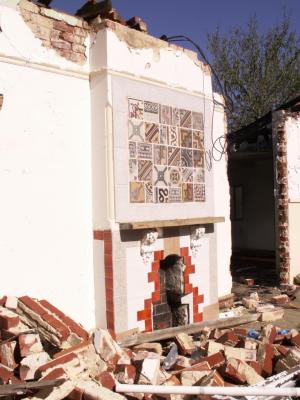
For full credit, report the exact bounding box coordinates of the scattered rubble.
[0,294,299,400]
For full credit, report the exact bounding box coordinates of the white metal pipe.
[116,383,300,397]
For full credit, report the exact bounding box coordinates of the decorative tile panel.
[128,98,206,203]
[145,122,159,143]
[153,145,167,165]
[144,101,159,123]
[129,98,144,120]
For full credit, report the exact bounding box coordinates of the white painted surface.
[287,114,300,282]
[286,115,300,201]
[0,6,94,328]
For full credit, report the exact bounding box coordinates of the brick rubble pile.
[0,295,300,400]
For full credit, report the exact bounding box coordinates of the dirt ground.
[231,281,300,330]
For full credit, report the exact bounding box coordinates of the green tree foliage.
[207,15,300,132]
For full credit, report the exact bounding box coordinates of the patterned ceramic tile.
[193,130,204,150]
[169,126,180,147]
[168,146,181,167]
[181,148,193,167]
[155,187,169,203]
[194,168,205,183]
[182,167,194,183]
[137,142,152,160]
[145,182,154,203]
[154,165,168,187]
[182,183,194,202]
[129,159,138,181]
[145,122,159,143]
[192,112,204,130]
[172,107,180,126]
[129,119,145,142]
[180,109,192,128]
[129,141,137,158]
[193,150,204,168]
[159,125,169,144]
[180,128,192,148]
[128,98,144,120]
[194,184,205,202]
[138,160,153,181]
[144,101,159,123]
[153,145,167,165]
[169,167,181,187]
[128,98,206,204]
[160,105,172,125]
[130,181,145,203]
[169,187,182,202]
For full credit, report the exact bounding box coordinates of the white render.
[286,114,300,283]
[0,2,232,330]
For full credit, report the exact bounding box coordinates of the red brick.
[184,283,193,294]
[39,300,88,340]
[53,20,75,33]
[137,309,151,321]
[104,254,113,267]
[148,271,159,282]
[144,319,152,332]
[95,371,115,390]
[104,239,112,254]
[103,229,112,240]
[144,299,152,309]
[248,361,262,375]
[154,250,164,260]
[105,288,113,301]
[93,230,104,240]
[42,314,70,340]
[185,265,195,274]
[193,313,203,323]
[37,353,78,374]
[68,387,84,400]
[152,291,160,302]
[192,351,226,368]
[276,345,289,356]
[291,333,300,346]
[258,344,274,377]
[0,364,13,384]
[194,294,204,305]
[193,287,199,296]
[271,294,289,305]
[151,261,160,271]
[180,247,189,257]
[217,331,240,347]
[19,296,47,317]
[183,256,192,266]
[53,340,92,359]
[0,313,19,330]
[0,296,7,307]
[39,367,67,381]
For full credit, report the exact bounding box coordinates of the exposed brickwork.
[19,0,89,64]
[272,111,290,284]
[181,247,204,323]
[94,230,115,333]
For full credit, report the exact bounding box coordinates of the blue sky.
[52,0,300,59]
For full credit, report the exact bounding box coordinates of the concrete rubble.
[0,295,300,400]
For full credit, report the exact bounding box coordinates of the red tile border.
[94,230,104,240]
[94,229,115,332]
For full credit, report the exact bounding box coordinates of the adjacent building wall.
[0,2,96,328]
[286,114,300,282]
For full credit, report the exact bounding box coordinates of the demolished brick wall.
[272,110,290,284]
[19,0,89,64]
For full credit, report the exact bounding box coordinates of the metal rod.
[116,383,300,397]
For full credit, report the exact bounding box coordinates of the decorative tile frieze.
[129,98,144,120]
[127,98,206,204]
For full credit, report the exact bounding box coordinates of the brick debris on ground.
[0,295,300,400]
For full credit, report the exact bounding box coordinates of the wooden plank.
[0,379,65,396]
[119,216,225,231]
[118,314,259,347]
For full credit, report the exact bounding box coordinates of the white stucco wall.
[0,4,95,329]
[286,114,300,282]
